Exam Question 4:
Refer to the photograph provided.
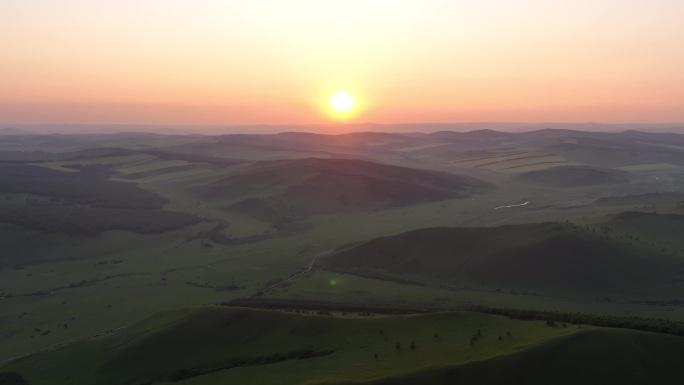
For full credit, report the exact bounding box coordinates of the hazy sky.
[1,1,683,125]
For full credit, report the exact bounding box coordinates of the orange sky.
[1,1,683,125]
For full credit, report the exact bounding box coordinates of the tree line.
[0,205,203,236]
[466,305,684,336]
[0,162,168,209]
[225,298,684,336]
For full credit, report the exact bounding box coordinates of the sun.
[329,92,355,113]
[321,90,363,121]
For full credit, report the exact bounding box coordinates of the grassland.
[199,158,491,215]
[616,163,683,172]
[5,307,684,385]
[515,166,629,187]
[319,221,684,300]
[445,148,580,174]
[0,162,169,209]
[3,129,684,383]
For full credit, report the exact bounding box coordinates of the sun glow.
[319,89,366,123]
[329,92,355,114]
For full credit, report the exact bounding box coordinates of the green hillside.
[0,160,204,250]
[321,222,684,298]
[204,158,491,214]
[344,329,684,385]
[0,162,168,209]
[5,307,684,385]
[516,165,629,187]
[595,192,684,207]
[6,130,684,385]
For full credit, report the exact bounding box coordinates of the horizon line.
[4,121,684,127]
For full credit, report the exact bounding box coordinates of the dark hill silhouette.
[322,222,684,296]
[211,158,491,215]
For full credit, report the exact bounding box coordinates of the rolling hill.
[353,328,684,385]
[4,307,684,385]
[6,129,684,385]
[209,158,491,215]
[515,165,629,187]
[321,222,684,298]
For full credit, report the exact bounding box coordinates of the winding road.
[494,201,530,210]
[258,249,332,294]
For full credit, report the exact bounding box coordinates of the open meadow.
[3,129,684,383]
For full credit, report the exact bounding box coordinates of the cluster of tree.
[0,372,30,385]
[186,223,272,246]
[0,206,203,236]
[564,218,681,255]
[183,281,244,291]
[326,269,425,287]
[204,224,232,245]
[24,198,60,207]
[226,298,436,315]
[142,149,241,168]
[170,348,334,382]
[466,305,684,336]
[96,259,123,266]
[638,299,684,306]
[272,217,312,233]
[259,196,310,234]
[264,196,307,222]
[69,280,89,288]
[215,284,244,292]
[226,299,684,337]
[0,176,168,209]
[469,329,482,345]
[0,162,168,209]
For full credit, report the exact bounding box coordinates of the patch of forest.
[225,299,684,336]
[0,205,204,236]
[0,162,168,209]
[467,305,684,336]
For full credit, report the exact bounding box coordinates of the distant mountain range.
[3,122,684,135]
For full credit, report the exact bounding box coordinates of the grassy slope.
[201,158,491,214]
[6,307,684,385]
[515,165,629,187]
[602,211,684,262]
[347,329,684,385]
[546,135,684,169]
[594,192,684,207]
[6,131,684,384]
[322,222,684,297]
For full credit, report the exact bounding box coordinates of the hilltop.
[208,158,491,215]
